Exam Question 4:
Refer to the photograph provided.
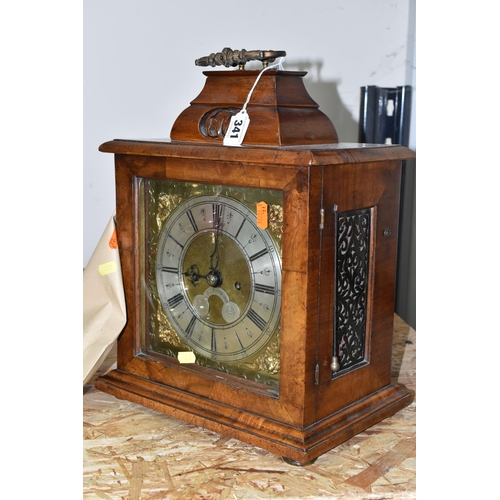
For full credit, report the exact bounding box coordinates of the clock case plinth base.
[95,368,411,465]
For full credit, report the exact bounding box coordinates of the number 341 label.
[223,110,250,147]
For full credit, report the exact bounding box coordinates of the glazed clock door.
[139,179,284,392]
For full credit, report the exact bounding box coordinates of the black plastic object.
[359,86,412,146]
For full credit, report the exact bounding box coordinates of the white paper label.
[178,351,196,364]
[223,110,250,146]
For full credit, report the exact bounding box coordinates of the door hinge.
[319,208,325,229]
[314,363,320,385]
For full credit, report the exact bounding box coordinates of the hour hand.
[183,264,205,285]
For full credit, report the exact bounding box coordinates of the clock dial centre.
[206,270,223,287]
[182,232,251,326]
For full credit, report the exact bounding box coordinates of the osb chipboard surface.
[83,315,416,499]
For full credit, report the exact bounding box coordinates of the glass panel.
[140,179,283,391]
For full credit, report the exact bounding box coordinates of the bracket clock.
[94,48,415,465]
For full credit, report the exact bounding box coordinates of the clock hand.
[209,203,223,271]
[206,203,224,286]
[183,264,206,285]
[183,258,223,287]
[183,203,225,287]
[209,231,220,271]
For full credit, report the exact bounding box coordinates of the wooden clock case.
[95,68,415,465]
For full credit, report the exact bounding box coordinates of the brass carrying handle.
[195,48,286,69]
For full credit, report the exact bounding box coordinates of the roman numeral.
[235,331,245,350]
[161,266,177,274]
[211,329,217,352]
[249,248,268,262]
[186,210,198,232]
[185,315,196,337]
[212,204,224,228]
[168,235,184,249]
[167,293,184,309]
[235,219,245,240]
[247,309,267,331]
[255,283,276,295]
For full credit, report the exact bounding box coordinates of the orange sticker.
[109,228,118,249]
[256,201,268,229]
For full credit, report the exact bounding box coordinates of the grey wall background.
[83,0,416,325]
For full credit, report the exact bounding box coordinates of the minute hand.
[209,231,220,271]
[205,204,224,287]
[209,203,224,271]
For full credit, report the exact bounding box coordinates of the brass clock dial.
[155,194,282,363]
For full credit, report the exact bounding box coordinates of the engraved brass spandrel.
[268,204,283,246]
[156,193,185,229]
[244,336,280,375]
[156,307,185,349]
